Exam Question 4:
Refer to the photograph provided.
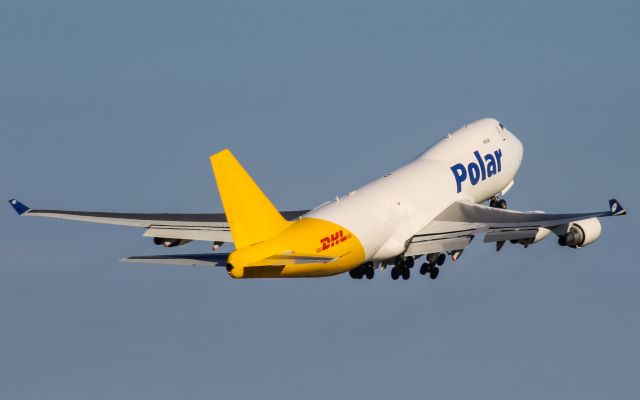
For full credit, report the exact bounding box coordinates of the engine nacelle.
[511,212,552,247]
[557,218,602,248]
[153,237,192,248]
[532,227,552,244]
[511,228,552,247]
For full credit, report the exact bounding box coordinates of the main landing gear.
[387,252,451,281]
[351,251,453,282]
[349,262,375,280]
[419,252,446,280]
[390,256,414,280]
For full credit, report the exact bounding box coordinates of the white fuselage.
[305,118,524,262]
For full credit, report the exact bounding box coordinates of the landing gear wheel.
[419,263,430,275]
[391,267,400,280]
[349,269,359,279]
[365,267,374,280]
[436,253,446,266]
[490,198,497,208]
[430,266,440,280]
[405,257,415,269]
[401,268,410,280]
[498,199,507,209]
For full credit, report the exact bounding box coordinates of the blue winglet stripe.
[8,199,30,215]
[608,198,627,216]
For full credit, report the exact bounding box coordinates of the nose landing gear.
[489,197,507,209]
[490,196,508,251]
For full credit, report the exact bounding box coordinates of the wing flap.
[483,227,539,243]
[143,226,232,242]
[404,235,474,257]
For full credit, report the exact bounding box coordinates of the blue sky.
[1,1,638,399]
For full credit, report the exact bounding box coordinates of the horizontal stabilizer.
[121,253,229,267]
[121,252,332,268]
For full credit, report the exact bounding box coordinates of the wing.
[8,199,308,243]
[404,198,627,256]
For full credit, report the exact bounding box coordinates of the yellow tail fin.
[210,149,292,249]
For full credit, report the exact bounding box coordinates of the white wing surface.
[404,199,626,256]
[8,199,308,243]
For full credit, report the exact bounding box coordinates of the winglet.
[609,199,627,216]
[8,199,30,215]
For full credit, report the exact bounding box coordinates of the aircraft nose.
[501,126,523,164]
[518,138,524,163]
[512,132,523,163]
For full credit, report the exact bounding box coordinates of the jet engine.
[557,218,602,248]
[153,237,192,248]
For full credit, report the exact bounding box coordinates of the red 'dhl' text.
[317,230,352,253]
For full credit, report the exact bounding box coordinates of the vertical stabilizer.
[210,150,292,249]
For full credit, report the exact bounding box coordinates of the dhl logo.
[317,230,352,253]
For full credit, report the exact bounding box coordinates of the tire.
[437,253,446,266]
[349,269,358,279]
[490,198,497,208]
[401,268,410,280]
[391,267,399,280]
[405,257,415,269]
[430,266,440,280]
[365,268,374,280]
[419,263,429,275]
[498,199,507,209]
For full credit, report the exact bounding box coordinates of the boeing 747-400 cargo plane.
[9,118,627,280]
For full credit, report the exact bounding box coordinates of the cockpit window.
[498,122,505,130]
